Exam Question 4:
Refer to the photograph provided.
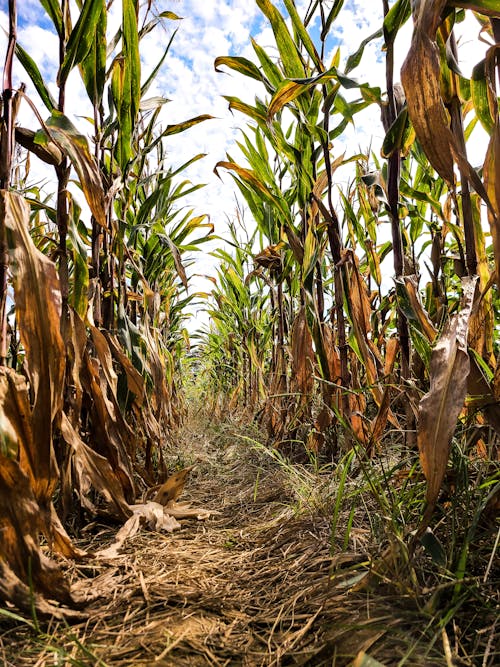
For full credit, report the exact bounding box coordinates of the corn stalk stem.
[57,0,69,312]
[319,2,350,416]
[448,32,477,276]
[0,0,16,365]
[383,0,410,376]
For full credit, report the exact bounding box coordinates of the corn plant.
[0,0,213,616]
[208,0,500,522]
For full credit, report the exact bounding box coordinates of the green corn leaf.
[39,0,63,37]
[142,29,177,97]
[123,0,140,127]
[381,106,409,158]
[15,42,56,112]
[159,11,182,20]
[282,0,322,69]
[345,28,383,74]
[383,0,411,45]
[58,0,104,87]
[214,56,264,82]
[215,160,291,225]
[321,0,345,41]
[449,1,500,16]
[68,199,90,318]
[162,115,214,137]
[471,59,495,134]
[111,0,141,171]
[111,56,132,169]
[80,0,106,108]
[223,96,267,126]
[251,38,283,89]
[256,0,305,78]
[267,68,339,123]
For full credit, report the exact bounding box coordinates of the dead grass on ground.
[0,413,498,666]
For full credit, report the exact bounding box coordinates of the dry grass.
[0,414,498,666]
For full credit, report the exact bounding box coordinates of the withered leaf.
[417,276,477,510]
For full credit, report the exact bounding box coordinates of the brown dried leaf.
[290,306,314,398]
[0,560,84,621]
[82,349,136,502]
[105,332,145,406]
[383,337,399,378]
[401,0,455,184]
[349,392,368,445]
[402,276,438,342]
[417,276,477,509]
[401,2,498,217]
[483,120,500,290]
[97,505,182,559]
[1,191,64,498]
[0,452,75,609]
[59,412,132,521]
[347,257,399,428]
[153,466,195,505]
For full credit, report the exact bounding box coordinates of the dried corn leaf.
[417,276,477,509]
[0,192,84,558]
[96,504,182,559]
[401,0,455,184]
[104,331,145,406]
[483,116,500,289]
[401,0,497,217]
[401,276,438,342]
[153,466,195,505]
[1,191,64,497]
[347,257,399,429]
[383,337,399,378]
[0,450,76,611]
[59,412,132,521]
[291,306,314,398]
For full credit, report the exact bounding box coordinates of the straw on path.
[0,419,469,666]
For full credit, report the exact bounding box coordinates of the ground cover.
[1,412,497,667]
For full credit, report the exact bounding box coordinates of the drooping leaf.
[43,111,107,227]
[417,276,477,512]
[1,192,64,499]
[214,56,265,81]
[345,28,383,74]
[0,442,77,615]
[15,127,62,166]
[401,0,496,218]
[59,412,132,521]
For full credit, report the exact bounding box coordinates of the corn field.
[0,0,499,661]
